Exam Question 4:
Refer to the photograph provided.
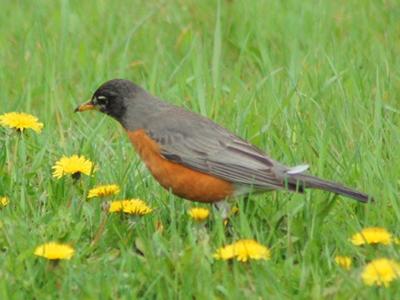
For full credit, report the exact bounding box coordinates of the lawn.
[1,0,399,299]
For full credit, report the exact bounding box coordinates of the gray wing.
[145,108,291,190]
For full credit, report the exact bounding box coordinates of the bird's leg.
[214,200,238,237]
[214,200,231,220]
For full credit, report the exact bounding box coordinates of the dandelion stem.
[91,214,108,248]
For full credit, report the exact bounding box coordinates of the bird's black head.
[75,79,140,122]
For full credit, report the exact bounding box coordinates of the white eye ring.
[96,95,108,106]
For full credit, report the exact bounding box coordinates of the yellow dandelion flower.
[88,184,120,199]
[234,240,271,262]
[362,258,400,287]
[109,199,152,216]
[188,207,210,222]
[214,243,236,260]
[335,256,352,270]
[0,112,43,133]
[351,227,393,246]
[34,242,75,260]
[52,155,94,179]
[0,196,9,208]
[214,239,271,262]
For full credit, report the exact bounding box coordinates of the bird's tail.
[288,173,373,203]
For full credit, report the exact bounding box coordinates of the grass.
[1,0,400,298]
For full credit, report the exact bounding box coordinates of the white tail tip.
[287,164,309,175]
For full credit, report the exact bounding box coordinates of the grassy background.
[1,0,399,298]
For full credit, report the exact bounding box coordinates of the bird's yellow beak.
[74,101,96,112]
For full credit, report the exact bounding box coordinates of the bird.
[75,79,372,204]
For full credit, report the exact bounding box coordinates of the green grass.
[1,0,400,298]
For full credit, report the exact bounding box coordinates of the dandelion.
[52,155,94,179]
[214,243,236,260]
[234,240,271,262]
[0,112,43,133]
[188,207,210,222]
[88,184,120,199]
[109,199,152,216]
[362,258,400,287]
[214,239,271,262]
[34,242,75,260]
[351,227,393,246]
[0,196,9,208]
[335,256,352,270]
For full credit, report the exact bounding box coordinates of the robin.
[75,79,372,203]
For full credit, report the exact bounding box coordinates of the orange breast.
[126,129,234,203]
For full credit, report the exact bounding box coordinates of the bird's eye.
[96,96,108,106]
